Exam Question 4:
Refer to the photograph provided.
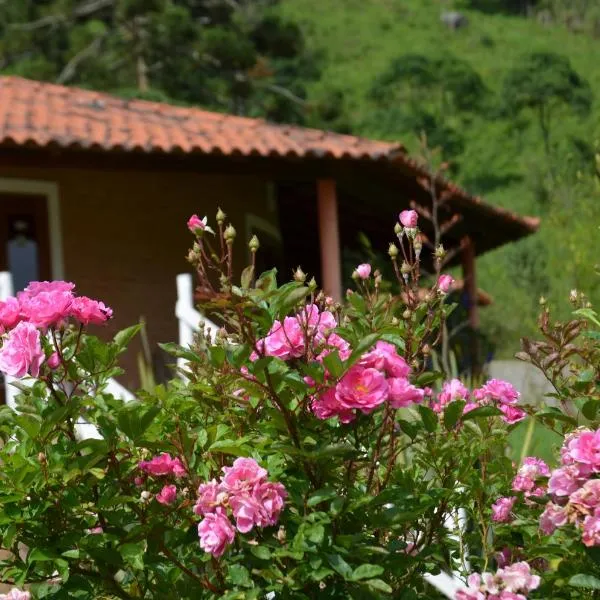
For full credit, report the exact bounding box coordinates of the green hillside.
[278,0,600,356]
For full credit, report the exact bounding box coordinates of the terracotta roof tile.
[0,76,539,235]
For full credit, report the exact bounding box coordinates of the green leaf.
[250,546,271,560]
[241,265,254,289]
[461,406,503,421]
[29,548,58,563]
[348,333,381,364]
[417,405,438,432]
[323,351,344,379]
[351,564,385,581]
[443,400,465,429]
[569,574,600,589]
[117,403,160,441]
[582,399,599,420]
[255,268,277,292]
[280,286,310,313]
[228,564,252,587]
[326,553,353,580]
[574,307,600,328]
[365,578,393,594]
[120,542,145,570]
[308,487,338,507]
[397,419,419,439]
[113,325,141,349]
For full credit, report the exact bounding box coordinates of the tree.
[0,0,322,124]
[502,52,593,160]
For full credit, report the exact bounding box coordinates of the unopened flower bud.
[38,452,46,464]
[351,270,360,281]
[413,237,422,259]
[391,317,399,326]
[374,273,382,286]
[308,277,317,291]
[216,207,226,225]
[47,352,60,370]
[539,296,547,306]
[224,224,236,243]
[422,344,431,355]
[248,235,260,253]
[140,491,152,503]
[435,244,446,260]
[411,359,420,370]
[423,292,433,303]
[401,261,411,276]
[217,327,228,340]
[388,243,399,258]
[570,289,578,303]
[276,526,286,543]
[403,309,412,320]
[294,267,306,283]
[394,223,403,236]
[319,582,326,590]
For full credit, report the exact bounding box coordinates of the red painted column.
[317,179,342,301]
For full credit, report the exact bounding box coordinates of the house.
[0,76,539,384]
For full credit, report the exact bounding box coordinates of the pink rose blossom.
[539,503,567,535]
[87,526,103,535]
[355,263,371,279]
[312,387,356,423]
[263,317,306,360]
[139,453,186,478]
[567,430,600,470]
[0,589,31,600]
[492,496,517,523]
[194,480,221,516]
[512,457,549,493]
[399,209,418,228]
[388,377,424,408]
[198,509,235,557]
[221,458,268,493]
[20,281,75,298]
[0,297,21,331]
[156,484,177,505]
[569,479,600,515]
[499,404,526,425]
[582,512,600,547]
[360,341,410,378]
[437,274,455,294]
[548,464,587,497]
[497,562,540,594]
[70,296,113,325]
[432,378,469,413]
[229,493,262,533]
[18,282,75,329]
[0,321,44,378]
[253,481,287,527]
[187,214,206,233]
[474,379,520,406]
[335,365,389,414]
[561,429,591,465]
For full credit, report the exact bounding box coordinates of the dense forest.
[2,0,600,356]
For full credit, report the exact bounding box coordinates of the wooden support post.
[317,179,342,301]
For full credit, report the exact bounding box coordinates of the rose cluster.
[491,457,550,523]
[431,378,526,425]
[311,340,424,424]
[137,453,186,506]
[456,562,540,600]
[0,280,112,379]
[194,458,287,557]
[0,590,30,600]
[539,428,600,546]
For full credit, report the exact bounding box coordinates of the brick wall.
[0,164,278,387]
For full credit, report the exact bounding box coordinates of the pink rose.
[253,481,287,527]
[569,479,600,515]
[500,404,526,425]
[561,429,591,465]
[474,379,520,406]
[437,274,455,294]
[221,458,268,493]
[399,209,418,228]
[87,526,103,535]
[512,457,550,493]
[360,341,410,378]
[355,263,371,279]
[156,484,177,505]
[568,430,600,470]
[320,333,351,362]
[491,496,516,523]
[539,502,567,535]
[335,365,389,414]
[187,214,206,234]
[262,317,305,360]
[198,509,235,557]
[432,378,469,413]
[388,377,424,408]
[20,289,73,329]
[582,513,600,547]
[47,352,61,370]
[548,465,586,497]
[139,453,186,478]
[70,296,113,325]
[0,297,21,331]
[0,321,44,378]
[311,387,356,423]
[0,589,31,600]
[229,493,262,533]
[497,562,540,594]
[194,480,222,516]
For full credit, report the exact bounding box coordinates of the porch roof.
[0,76,539,250]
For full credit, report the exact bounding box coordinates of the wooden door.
[0,193,51,293]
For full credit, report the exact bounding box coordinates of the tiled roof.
[0,76,539,234]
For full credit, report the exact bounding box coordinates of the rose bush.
[0,207,595,599]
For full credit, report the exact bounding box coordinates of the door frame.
[0,178,64,280]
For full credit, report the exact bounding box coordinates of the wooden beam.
[317,179,342,301]
[461,236,479,329]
